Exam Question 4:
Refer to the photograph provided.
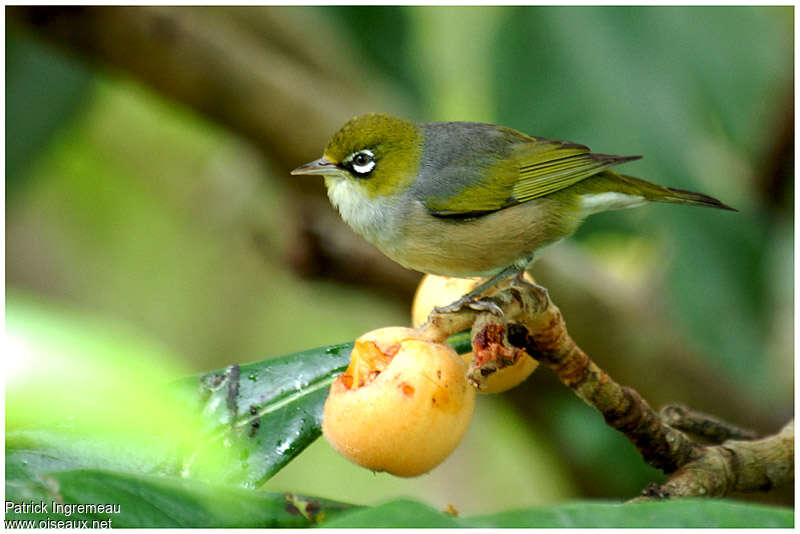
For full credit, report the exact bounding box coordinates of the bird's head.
[292,113,422,200]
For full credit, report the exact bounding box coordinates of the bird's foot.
[507,271,550,310]
[434,295,504,317]
[510,271,548,295]
[509,270,529,287]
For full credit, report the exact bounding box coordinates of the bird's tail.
[604,172,737,211]
[623,174,736,211]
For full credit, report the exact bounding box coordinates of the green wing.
[425,135,640,217]
[510,138,640,202]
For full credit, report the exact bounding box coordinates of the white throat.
[325,176,397,246]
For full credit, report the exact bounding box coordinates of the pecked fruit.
[411,274,539,393]
[322,327,475,477]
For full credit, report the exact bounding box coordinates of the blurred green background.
[6,6,793,513]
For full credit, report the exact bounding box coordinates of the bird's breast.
[326,177,584,278]
[389,196,583,277]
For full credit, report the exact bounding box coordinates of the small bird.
[292,113,735,312]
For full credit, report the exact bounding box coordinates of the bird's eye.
[348,149,376,176]
[353,152,370,166]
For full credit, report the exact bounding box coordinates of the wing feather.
[421,126,640,218]
[510,140,640,203]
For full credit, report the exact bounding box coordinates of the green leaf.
[7,292,359,488]
[6,424,356,528]
[464,499,794,528]
[6,429,185,500]
[447,330,472,354]
[320,498,793,528]
[181,343,353,487]
[320,499,463,528]
[5,466,356,528]
[6,294,230,480]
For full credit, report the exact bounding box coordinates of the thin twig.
[660,404,760,443]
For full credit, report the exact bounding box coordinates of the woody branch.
[419,282,793,499]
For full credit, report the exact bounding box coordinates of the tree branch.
[635,420,793,500]
[660,404,760,444]
[419,281,794,498]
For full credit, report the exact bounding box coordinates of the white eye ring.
[348,149,376,175]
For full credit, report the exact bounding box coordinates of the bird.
[292,113,735,313]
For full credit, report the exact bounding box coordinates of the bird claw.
[434,296,504,317]
[467,298,504,316]
[509,272,549,302]
[509,272,532,289]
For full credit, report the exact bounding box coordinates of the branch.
[419,281,794,498]
[635,420,793,500]
[660,404,759,444]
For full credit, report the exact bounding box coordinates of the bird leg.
[433,264,524,316]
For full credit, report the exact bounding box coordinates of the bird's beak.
[291,157,338,176]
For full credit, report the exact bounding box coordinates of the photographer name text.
[5,500,120,529]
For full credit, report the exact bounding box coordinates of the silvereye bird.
[292,113,735,312]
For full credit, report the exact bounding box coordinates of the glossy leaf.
[466,499,793,528]
[320,499,462,528]
[321,498,793,528]
[181,342,353,487]
[6,429,185,500]
[5,465,355,528]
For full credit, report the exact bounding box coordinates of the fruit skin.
[411,275,482,328]
[411,274,539,393]
[322,327,475,477]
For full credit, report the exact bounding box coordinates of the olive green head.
[292,113,422,198]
